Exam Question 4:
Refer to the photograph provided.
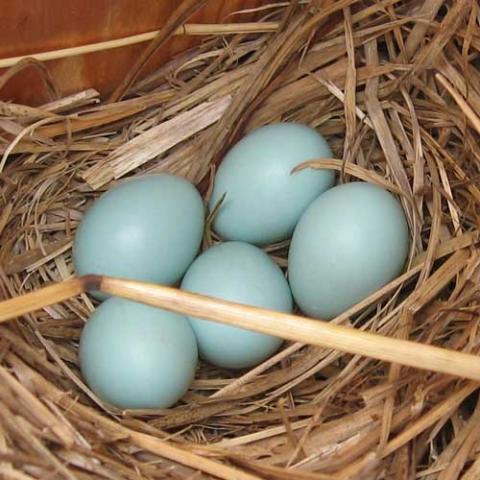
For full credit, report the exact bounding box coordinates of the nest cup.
[0,1,480,479]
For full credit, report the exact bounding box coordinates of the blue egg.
[181,242,293,369]
[73,174,204,297]
[79,297,198,409]
[209,123,335,245]
[288,182,410,319]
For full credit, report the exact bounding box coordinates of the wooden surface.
[0,0,260,105]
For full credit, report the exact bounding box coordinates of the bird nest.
[0,1,480,478]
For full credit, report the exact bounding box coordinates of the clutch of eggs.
[74,122,410,410]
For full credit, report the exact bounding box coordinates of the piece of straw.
[435,72,480,135]
[0,23,279,70]
[1,273,480,382]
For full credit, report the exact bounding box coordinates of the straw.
[1,270,479,382]
[0,23,279,70]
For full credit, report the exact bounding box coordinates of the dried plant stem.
[462,455,480,480]
[382,382,478,457]
[109,0,214,102]
[2,272,480,381]
[0,23,279,69]
[95,273,480,381]
[83,95,232,188]
[0,277,87,321]
[129,431,260,480]
[294,158,401,194]
[435,72,480,134]
[211,342,304,399]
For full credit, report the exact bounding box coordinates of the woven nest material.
[1,1,480,478]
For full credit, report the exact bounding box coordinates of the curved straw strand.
[293,158,402,194]
[1,271,480,381]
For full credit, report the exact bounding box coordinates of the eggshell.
[209,123,335,245]
[73,174,204,297]
[79,297,198,409]
[288,182,410,319]
[181,242,293,369]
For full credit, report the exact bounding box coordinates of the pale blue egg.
[73,174,204,297]
[79,297,198,409]
[288,182,410,319]
[181,242,293,369]
[209,123,335,245]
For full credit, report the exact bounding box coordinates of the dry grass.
[1,0,480,478]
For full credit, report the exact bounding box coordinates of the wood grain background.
[0,0,260,104]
